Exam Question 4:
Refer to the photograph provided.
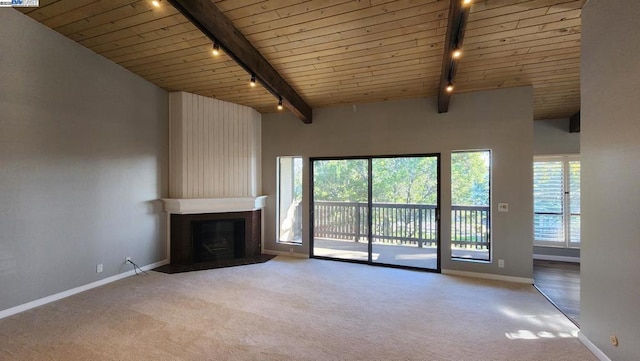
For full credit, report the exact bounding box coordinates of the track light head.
[212,42,220,56]
[446,84,454,92]
[277,98,283,110]
[250,75,256,87]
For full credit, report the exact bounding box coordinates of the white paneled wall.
[169,92,262,198]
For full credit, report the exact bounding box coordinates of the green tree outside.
[313,153,489,206]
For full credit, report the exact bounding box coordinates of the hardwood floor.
[533,259,581,325]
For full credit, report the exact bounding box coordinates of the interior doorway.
[310,155,440,272]
[532,156,581,326]
[533,260,581,325]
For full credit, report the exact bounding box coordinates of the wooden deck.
[312,238,489,270]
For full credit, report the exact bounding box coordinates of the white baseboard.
[0,259,168,320]
[263,249,309,259]
[578,331,612,361]
[533,254,580,263]
[442,269,534,284]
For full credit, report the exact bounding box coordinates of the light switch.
[498,203,509,212]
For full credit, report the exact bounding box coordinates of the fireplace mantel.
[162,196,267,214]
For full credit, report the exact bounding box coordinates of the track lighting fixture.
[250,75,256,87]
[151,0,160,7]
[277,98,283,110]
[438,0,471,113]
[212,42,220,56]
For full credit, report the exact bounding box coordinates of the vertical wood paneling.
[215,98,222,195]
[186,93,193,197]
[169,92,181,198]
[204,97,212,197]
[242,108,248,195]
[253,109,262,195]
[168,91,261,199]
[222,100,229,196]
[198,94,204,198]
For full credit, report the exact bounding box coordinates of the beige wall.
[262,87,534,279]
[533,118,580,155]
[0,10,168,312]
[581,1,640,359]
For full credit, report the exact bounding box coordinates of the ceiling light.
[151,0,160,7]
[453,49,462,59]
[446,84,454,92]
[212,42,220,56]
[463,0,472,5]
[250,75,256,87]
[277,98,283,110]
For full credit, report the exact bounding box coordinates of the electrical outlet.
[125,257,131,264]
[610,335,619,347]
[96,264,103,273]
[498,259,505,268]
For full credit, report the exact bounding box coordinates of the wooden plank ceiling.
[18,0,584,120]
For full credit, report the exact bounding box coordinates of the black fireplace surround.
[169,211,262,266]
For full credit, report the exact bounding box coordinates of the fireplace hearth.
[154,209,273,274]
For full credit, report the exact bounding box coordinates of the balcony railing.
[312,201,489,250]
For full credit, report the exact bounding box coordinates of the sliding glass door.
[311,155,439,271]
[311,159,369,262]
[371,157,439,270]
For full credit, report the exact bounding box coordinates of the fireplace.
[161,94,269,273]
[192,219,245,262]
[169,210,261,267]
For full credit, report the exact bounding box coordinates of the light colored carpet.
[0,256,595,361]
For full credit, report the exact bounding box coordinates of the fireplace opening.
[168,211,262,268]
[192,219,245,262]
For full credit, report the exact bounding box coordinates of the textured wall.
[169,92,261,199]
[0,10,168,312]
[262,87,534,279]
[581,1,640,359]
[533,118,580,155]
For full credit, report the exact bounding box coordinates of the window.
[451,150,491,261]
[277,156,303,244]
[533,156,580,248]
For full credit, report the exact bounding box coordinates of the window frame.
[533,155,581,249]
[276,156,303,245]
[450,149,492,263]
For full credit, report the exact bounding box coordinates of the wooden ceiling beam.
[569,111,580,133]
[437,0,471,113]
[167,0,313,123]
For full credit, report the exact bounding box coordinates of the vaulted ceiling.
[18,0,583,120]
